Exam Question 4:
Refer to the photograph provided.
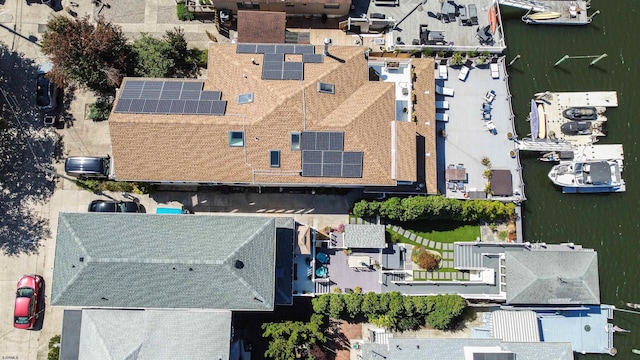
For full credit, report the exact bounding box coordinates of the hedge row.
[312,292,466,331]
[353,196,515,222]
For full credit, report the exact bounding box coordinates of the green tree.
[344,292,363,318]
[402,296,415,317]
[41,16,131,94]
[371,314,396,329]
[312,294,330,315]
[412,296,434,316]
[396,316,422,332]
[361,292,380,318]
[164,27,200,78]
[425,295,466,330]
[387,292,404,318]
[262,314,327,360]
[131,33,174,78]
[328,293,345,319]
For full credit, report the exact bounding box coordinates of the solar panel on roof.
[316,132,330,150]
[342,164,363,178]
[142,81,163,91]
[156,100,172,114]
[210,101,227,115]
[128,99,146,113]
[120,89,142,99]
[160,90,181,100]
[302,163,322,177]
[237,43,257,53]
[263,62,284,71]
[343,152,363,165]
[284,62,303,71]
[281,71,303,80]
[196,100,213,114]
[323,151,342,164]
[300,132,316,151]
[276,44,295,54]
[182,82,204,91]
[294,45,315,54]
[180,90,201,100]
[139,90,161,100]
[329,132,344,151]
[323,163,342,177]
[262,70,283,80]
[264,53,284,62]
[124,80,145,89]
[302,150,322,164]
[183,100,200,114]
[257,44,276,54]
[200,91,221,101]
[114,98,132,113]
[162,81,183,91]
[142,99,159,113]
[302,54,324,63]
[169,100,186,114]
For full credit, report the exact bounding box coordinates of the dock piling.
[589,53,608,66]
[554,55,569,67]
[588,10,600,21]
[508,55,521,67]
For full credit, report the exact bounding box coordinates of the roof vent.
[235,260,245,269]
[323,38,332,55]
[79,257,84,262]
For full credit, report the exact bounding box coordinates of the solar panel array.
[300,131,344,151]
[115,80,227,115]
[236,43,323,81]
[236,44,316,55]
[301,150,363,178]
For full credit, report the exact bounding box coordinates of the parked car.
[64,156,111,179]
[36,64,58,112]
[14,274,43,330]
[89,200,141,213]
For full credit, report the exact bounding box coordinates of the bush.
[88,97,113,122]
[354,286,362,294]
[417,251,440,270]
[75,180,154,194]
[48,335,61,360]
[498,230,508,240]
[176,2,194,21]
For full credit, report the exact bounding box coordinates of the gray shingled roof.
[506,250,600,305]
[76,309,231,360]
[52,213,278,310]
[360,338,573,360]
[344,224,386,248]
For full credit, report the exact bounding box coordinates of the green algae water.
[501,1,639,357]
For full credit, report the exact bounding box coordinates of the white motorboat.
[547,144,626,193]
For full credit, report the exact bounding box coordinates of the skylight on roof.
[229,131,244,147]
[317,82,335,94]
[290,132,301,151]
[270,150,281,168]
[237,93,254,104]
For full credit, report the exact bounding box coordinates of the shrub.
[498,230,508,240]
[417,251,440,270]
[481,157,491,167]
[328,293,345,319]
[176,1,194,21]
[48,335,61,360]
[396,316,422,332]
[451,52,463,66]
[333,287,342,293]
[354,286,362,294]
[88,96,113,122]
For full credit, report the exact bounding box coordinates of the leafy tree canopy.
[41,16,131,94]
[261,314,327,360]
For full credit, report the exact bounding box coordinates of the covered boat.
[563,107,598,121]
[561,121,591,135]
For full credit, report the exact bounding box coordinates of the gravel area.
[93,0,145,23]
[157,5,182,24]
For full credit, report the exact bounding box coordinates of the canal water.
[501,1,639,357]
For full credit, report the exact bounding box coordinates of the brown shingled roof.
[110,44,404,186]
[237,11,286,44]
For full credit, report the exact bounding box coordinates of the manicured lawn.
[391,220,480,243]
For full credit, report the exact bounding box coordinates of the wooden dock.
[522,1,593,25]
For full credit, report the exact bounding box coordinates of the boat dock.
[533,91,618,146]
[521,1,594,25]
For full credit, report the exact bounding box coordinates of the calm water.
[501,1,639,357]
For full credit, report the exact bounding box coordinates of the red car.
[14,275,43,329]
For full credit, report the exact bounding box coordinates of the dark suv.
[64,156,111,179]
[88,200,141,213]
[36,68,58,112]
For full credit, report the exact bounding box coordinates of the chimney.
[323,38,332,55]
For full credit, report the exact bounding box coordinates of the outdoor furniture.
[477,25,493,44]
[468,4,478,25]
[435,112,449,122]
[436,100,450,110]
[483,103,492,112]
[482,111,492,120]
[490,58,500,79]
[484,90,496,103]
[485,121,498,135]
[436,85,454,96]
[459,5,468,25]
[439,60,448,80]
[446,167,467,181]
[428,31,446,45]
[316,252,329,264]
[457,164,464,170]
[419,25,429,45]
[315,266,328,277]
[458,59,473,81]
[448,181,457,191]
[348,255,372,269]
[448,164,455,169]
